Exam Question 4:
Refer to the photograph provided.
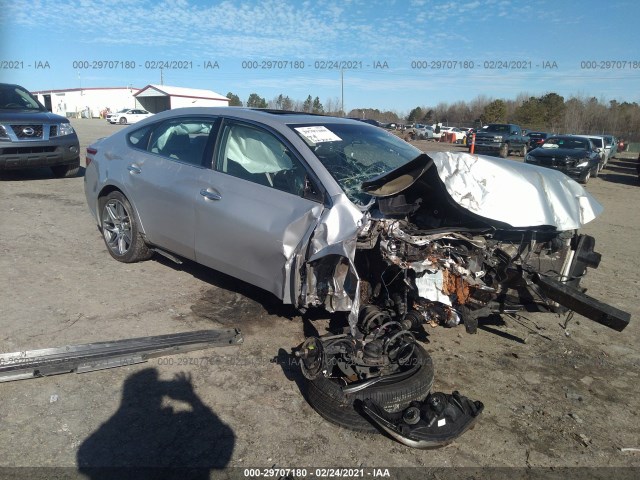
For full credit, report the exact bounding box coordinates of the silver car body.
[85,108,604,331]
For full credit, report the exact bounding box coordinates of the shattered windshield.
[291,122,422,206]
[0,84,45,111]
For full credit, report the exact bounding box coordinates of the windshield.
[291,122,422,206]
[0,84,45,111]
[485,124,510,133]
[542,137,589,150]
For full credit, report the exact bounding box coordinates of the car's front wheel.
[119,117,127,125]
[99,191,152,263]
[499,143,509,158]
[306,344,434,432]
[580,169,592,185]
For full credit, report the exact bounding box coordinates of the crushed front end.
[298,151,630,447]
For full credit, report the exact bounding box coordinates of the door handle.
[127,164,141,174]
[200,189,222,201]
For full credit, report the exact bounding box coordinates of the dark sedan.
[527,131,551,149]
[524,135,600,184]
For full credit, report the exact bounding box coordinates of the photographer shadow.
[77,368,234,480]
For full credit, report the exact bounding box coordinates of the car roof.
[145,107,363,129]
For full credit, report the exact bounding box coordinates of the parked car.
[574,135,608,170]
[471,123,529,157]
[107,108,153,125]
[85,108,628,443]
[414,124,437,140]
[437,126,466,143]
[525,135,601,184]
[0,82,80,177]
[602,134,617,160]
[527,131,552,149]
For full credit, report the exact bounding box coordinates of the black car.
[524,135,600,184]
[0,83,80,177]
[527,131,551,149]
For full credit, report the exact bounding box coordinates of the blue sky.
[0,0,638,115]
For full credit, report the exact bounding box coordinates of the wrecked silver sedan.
[84,108,629,447]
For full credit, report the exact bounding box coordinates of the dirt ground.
[1,119,639,477]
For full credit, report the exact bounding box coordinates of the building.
[134,84,229,112]
[32,87,141,119]
[32,84,230,118]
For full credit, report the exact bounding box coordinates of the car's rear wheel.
[51,159,80,178]
[119,117,127,124]
[305,344,434,432]
[99,191,152,263]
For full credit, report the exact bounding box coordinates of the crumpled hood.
[428,151,602,230]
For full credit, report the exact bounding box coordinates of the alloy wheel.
[102,199,132,256]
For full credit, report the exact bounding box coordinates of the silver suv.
[0,83,80,177]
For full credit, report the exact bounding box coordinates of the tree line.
[226,91,640,141]
[226,92,400,121]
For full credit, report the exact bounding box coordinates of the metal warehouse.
[31,84,230,119]
[133,85,229,112]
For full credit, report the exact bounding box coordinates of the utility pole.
[341,68,344,117]
[160,67,164,86]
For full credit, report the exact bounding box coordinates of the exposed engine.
[355,217,585,333]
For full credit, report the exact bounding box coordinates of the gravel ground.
[0,119,639,478]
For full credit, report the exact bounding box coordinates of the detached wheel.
[99,191,152,263]
[499,143,509,158]
[306,344,434,432]
[51,159,80,178]
[119,117,127,124]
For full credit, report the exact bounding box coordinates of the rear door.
[194,119,324,301]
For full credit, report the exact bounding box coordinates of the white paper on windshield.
[295,126,342,144]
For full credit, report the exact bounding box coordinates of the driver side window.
[216,122,308,197]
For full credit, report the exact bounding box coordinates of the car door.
[194,119,325,302]
[128,109,142,123]
[122,117,218,259]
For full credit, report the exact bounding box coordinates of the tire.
[499,143,509,158]
[521,145,527,157]
[580,169,591,185]
[119,117,127,125]
[51,159,80,178]
[99,191,152,263]
[306,344,434,432]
